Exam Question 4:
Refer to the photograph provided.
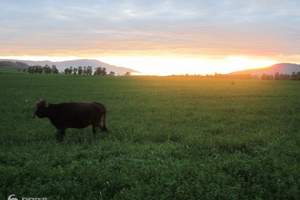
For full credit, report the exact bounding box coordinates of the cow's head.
[33,99,48,118]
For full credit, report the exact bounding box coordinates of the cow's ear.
[37,99,47,107]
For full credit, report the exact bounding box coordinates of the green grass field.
[0,73,299,199]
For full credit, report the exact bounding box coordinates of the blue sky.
[0,0,299,74]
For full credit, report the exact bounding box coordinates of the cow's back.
[49,102,104,129]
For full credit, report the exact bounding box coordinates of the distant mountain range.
[1,59,299,76]
[231,63,300,75]
[0,59,137,75]
[0,60,30,69]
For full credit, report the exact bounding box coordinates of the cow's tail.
[93,102,108,132]
[100,112,108,132]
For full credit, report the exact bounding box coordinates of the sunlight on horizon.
[100,55,277,75]
[0,55,277,75]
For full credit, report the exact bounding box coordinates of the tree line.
[170,72,300,80]
[22,65,118,76]
[213,72,300,80]
[64,66,93,75]
[64,66,116,76]
[25,65,59,74]
[260,72,300,80]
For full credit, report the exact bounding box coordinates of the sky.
[0,0,299,75]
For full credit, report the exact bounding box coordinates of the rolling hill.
[0,59,137,75]
[231,63,300,76]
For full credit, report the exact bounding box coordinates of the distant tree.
[27,67,31,73]
[43,64,52,74]
[291,72,297,80]
[274,72,280,80]
[73,67,78,75]
[35,65,43,74]
[78,66,83,75]
[63,66,94,76]
[51,65,59,74]
[64,67,73,74]
[297,72,300,80]
[261,73,273,80]
[282,74,290,80]
[38,66,43,73]
[109,71,115,76]
[83,66,87,75]
[94,67,101,76]
[94,67,107,76]
[125,71,131,76]
[64,68,68,74]
[87,66,93,75]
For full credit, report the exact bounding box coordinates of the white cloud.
[0,0,299,57]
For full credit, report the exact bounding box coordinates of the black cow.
[33,100,108,142]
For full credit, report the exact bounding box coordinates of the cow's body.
[34,100,107,142]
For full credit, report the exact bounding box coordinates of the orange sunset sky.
[0,0,299,75]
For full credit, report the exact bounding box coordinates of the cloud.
[0,0,299,59]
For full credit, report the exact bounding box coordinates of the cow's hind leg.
[56,129,65,142]
[100,113,108,132]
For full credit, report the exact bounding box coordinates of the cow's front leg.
[56,129,65,142]
[92,125,97,135]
